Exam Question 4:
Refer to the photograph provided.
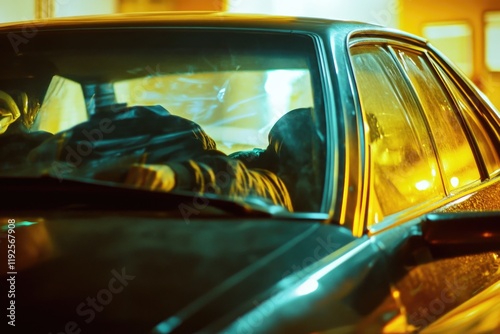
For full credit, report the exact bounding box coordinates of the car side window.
[432,60,500,176]
[394,48,480,192]
[350,45,444,220]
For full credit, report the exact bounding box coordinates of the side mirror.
[422,211,500,256]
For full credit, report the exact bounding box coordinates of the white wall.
[0,0,36,22]
[0,0,117,23]
[55,0,116,17]
[227,0,400,28]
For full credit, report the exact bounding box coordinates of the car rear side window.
[432,61,500,176]
[350,45,444,218]
[395,48,480,192]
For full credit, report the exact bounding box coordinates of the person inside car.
[0,90,52,169]
[124,107,322,212]
[29,103,294,211]
[227,107,324,212]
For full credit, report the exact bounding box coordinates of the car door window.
[395,48,480,192]
[432,60,500,176]
[350,45,444,219]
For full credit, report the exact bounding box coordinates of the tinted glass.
[396,48,480,192]
[0,29,326,212]
[351,45,444,219]
[433,60,500,175]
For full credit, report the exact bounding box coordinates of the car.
[1,12,500,334]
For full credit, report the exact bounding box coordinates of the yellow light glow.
[486,12,500,71]
[450,177,460,188]
[415,180,431,191]
[423,22,473,76]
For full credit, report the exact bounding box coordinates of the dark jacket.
[29,105,293,210]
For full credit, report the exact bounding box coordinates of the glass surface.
[434,61,500,176]
[396,48,480,192]
[351,45,444,218]
[0,29,326,212]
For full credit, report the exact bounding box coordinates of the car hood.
[2,212,355,333]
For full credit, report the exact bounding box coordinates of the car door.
[347,34,500,332]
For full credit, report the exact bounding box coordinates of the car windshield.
[0,27,328,213]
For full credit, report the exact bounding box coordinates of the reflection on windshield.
[0,29,326,213]
[112,69,313,153]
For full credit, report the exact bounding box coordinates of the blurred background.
[1,0,499,108]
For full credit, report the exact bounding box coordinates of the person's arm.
[125,163,177,192]
[124,155,293,211]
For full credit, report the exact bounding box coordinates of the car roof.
[0,11,426,44]
[0,11,374,30]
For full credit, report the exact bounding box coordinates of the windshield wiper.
[0,175,287,217]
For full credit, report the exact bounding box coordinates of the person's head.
[266,107,325,211]
[267,107,316,164]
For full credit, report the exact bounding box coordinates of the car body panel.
[1,213,354,333]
